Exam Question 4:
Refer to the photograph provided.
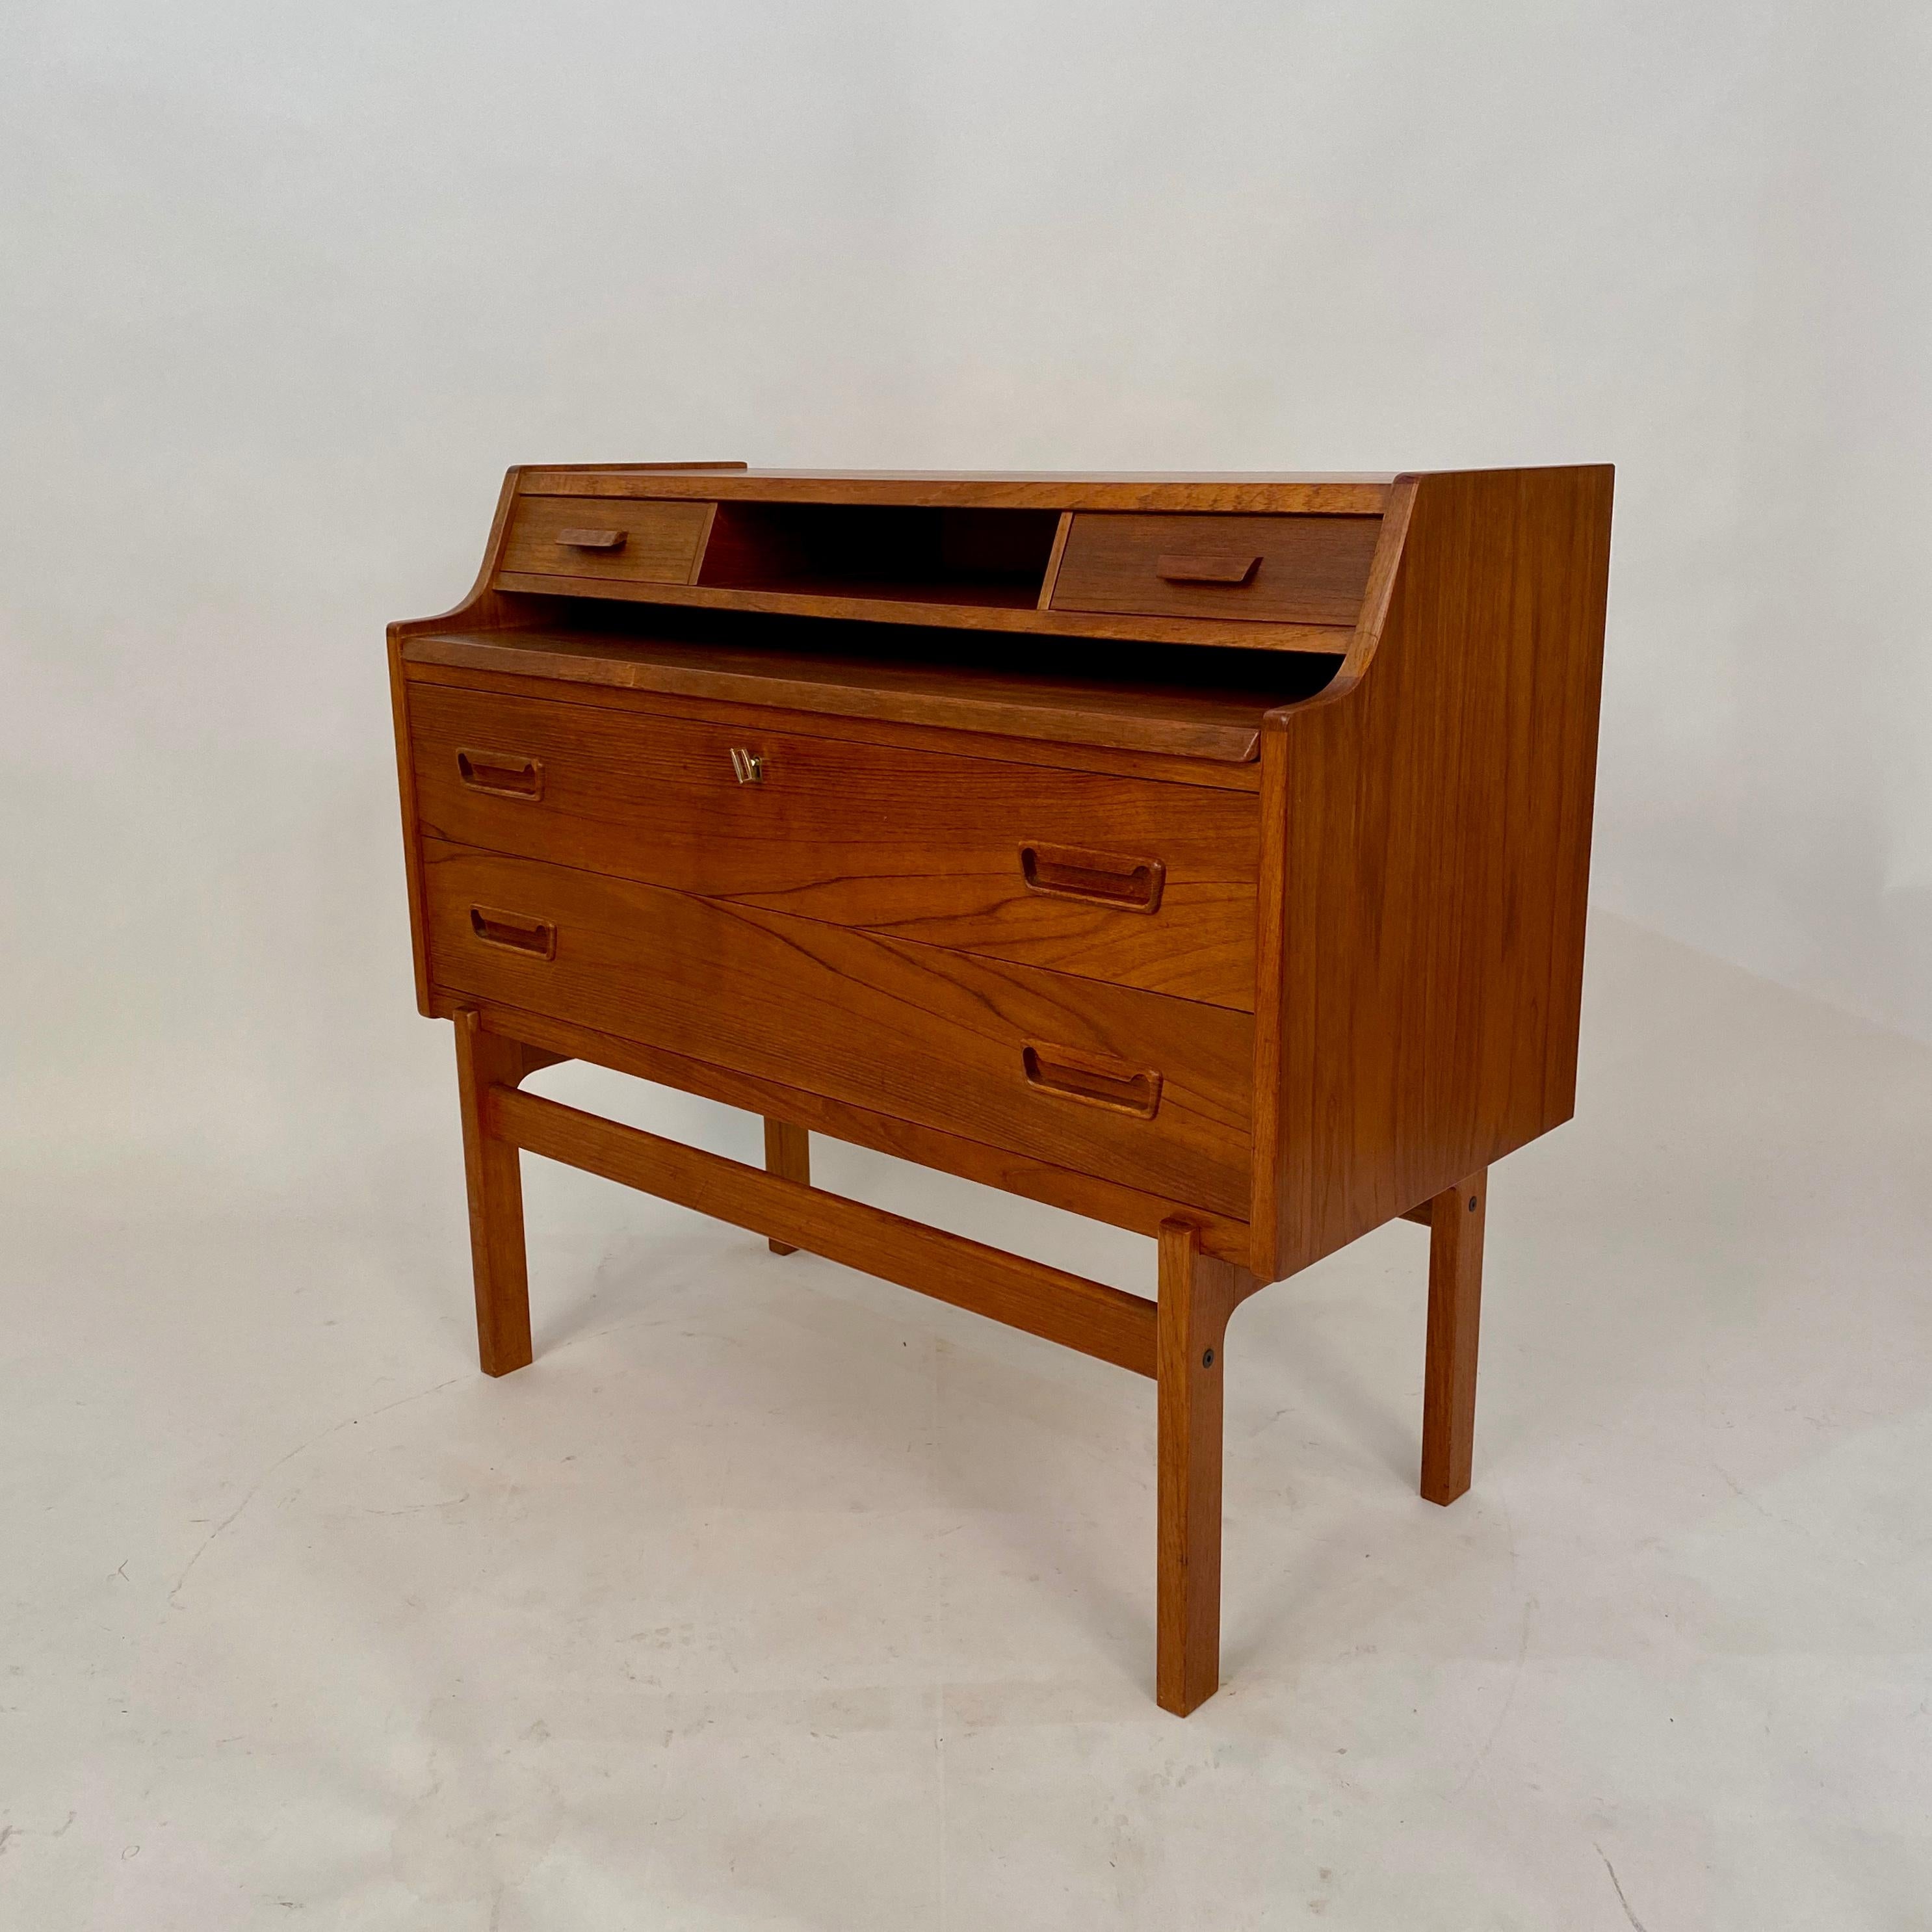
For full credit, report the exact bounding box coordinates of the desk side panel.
[388,634,434,1014]
[1254,465,1613,1281]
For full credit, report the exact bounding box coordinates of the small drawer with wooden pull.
[496,495,715,584]
[466,904,556,959]
[422,839,1253,1218]
[1019,841,1164,914]
[1049,512,1383,627]
[408,684,1260,1010]
[1021,1041,1162,1119]
[455,748,544,800]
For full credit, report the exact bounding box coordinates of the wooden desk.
[389,463,1613,1714]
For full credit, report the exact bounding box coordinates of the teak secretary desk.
[389,462,1613,1715]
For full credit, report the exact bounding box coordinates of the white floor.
[5,911,1930,1929]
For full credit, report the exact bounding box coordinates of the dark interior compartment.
[696,503,1062,608]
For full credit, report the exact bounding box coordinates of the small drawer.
[422,841,1254,1218]
[408,684,1260,1010]
[497,495,714,584]
[1049,512,1381,627]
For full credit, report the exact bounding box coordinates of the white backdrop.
[5,1,1929,1203]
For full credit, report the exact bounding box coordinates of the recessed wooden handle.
[1022,1041,1164,1119]
[1155,553,1260,585]
[469,906,556,959]
[455,748,543,800]
[1020,842,1165,913]
[555,527,627,551]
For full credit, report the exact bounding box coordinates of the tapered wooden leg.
[454,1010,536,1377]
[1420,1168,1487,1506]
[1156,1220,1247,1717]
[763,1119,809,1253]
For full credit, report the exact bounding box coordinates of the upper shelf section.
[490,467,1394,654]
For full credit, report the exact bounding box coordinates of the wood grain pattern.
[389,635,434,1015]
[408,683,1260,1008]
[452,1009,555,1376]
[422,840,1255,1218]
[492,1087,1159,1376]
[384,461,742,642]
[1036,511,1074,609]
[1250,465,1613,1281]
[499,495,712,583]
[1418,1170,1486,1506]
[489,570,1354,655]
[393,461,1613,1716]
[527,461,749,473]
[1053,514,1383,627]
[763,1117,809,1253]
[1156,1220,1257,1716]
[402,629,1325,763]
[456,998,1255,1264]
[388,469,532,1011]
[518,470,1395,513]
[388,469,527,644]
[403,654,1267,793]
[405,654,1266,792]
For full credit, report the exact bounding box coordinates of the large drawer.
[1050,512,1381,627]
[409,683,1259,1010]
[497,495,714,584]
[423,840,1253,1219]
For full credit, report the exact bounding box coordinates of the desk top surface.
[516,466,1398,513]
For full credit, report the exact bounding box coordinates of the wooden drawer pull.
[469,905,556,959]
[455,748,544,800]
[1155,553,1259,585]
[1021,841,1166,914]
[1022,1041,1163,1120]
[555,527,627,551]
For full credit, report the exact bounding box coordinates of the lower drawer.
[423,840,1252,1218]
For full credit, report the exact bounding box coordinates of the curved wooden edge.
[389,636,434,1013]
[387,464,753,646]
[1247,465,1615,1283]
[1243,479,1420,1129]
[389,468,528,645]
[1259,472,1420,724]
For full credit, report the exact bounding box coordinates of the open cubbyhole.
[696,503,1062,609]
